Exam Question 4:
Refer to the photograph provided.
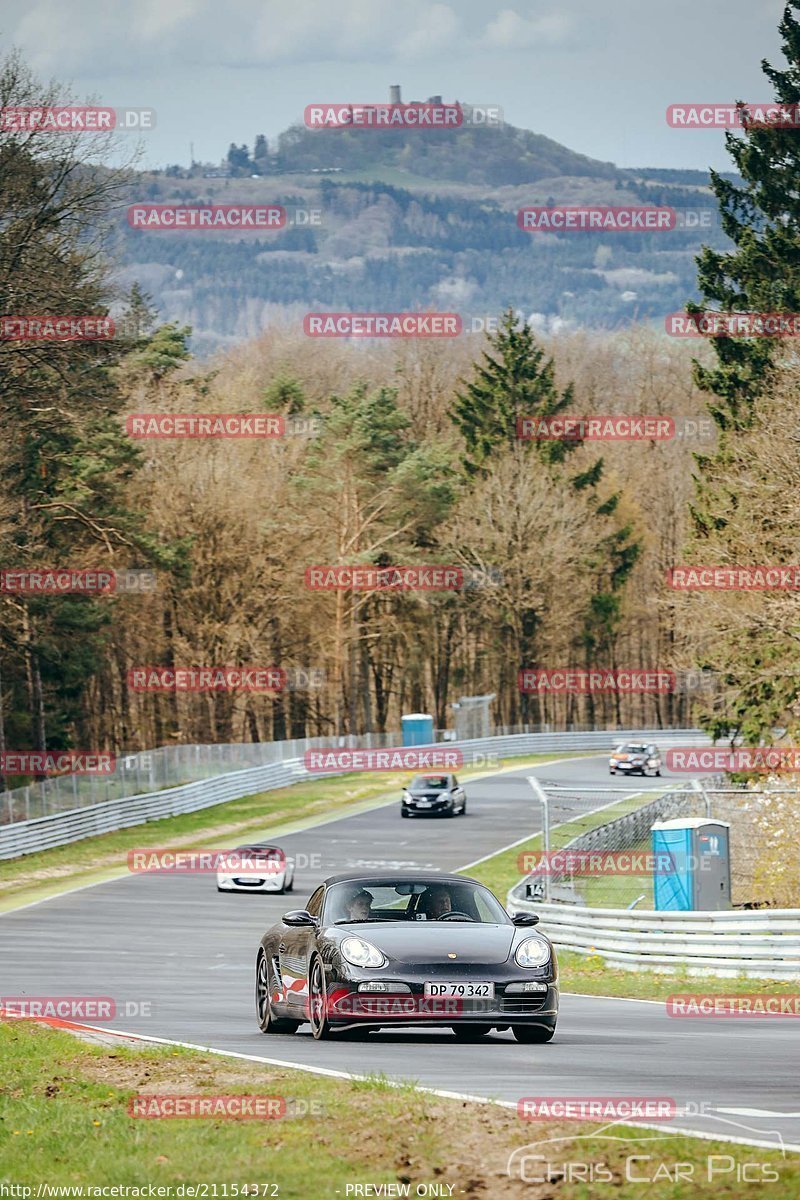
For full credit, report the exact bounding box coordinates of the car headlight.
[515,937,551,968]
[341,936,386,968]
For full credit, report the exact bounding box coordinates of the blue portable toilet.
[401,713,434,746]
[650,817,731,911]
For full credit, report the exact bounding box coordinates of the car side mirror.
[512,912,540,926]
[282,909,318,927]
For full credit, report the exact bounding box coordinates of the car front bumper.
[402,796,453,814]
[322,963,558,1028]
[217,873,288,892]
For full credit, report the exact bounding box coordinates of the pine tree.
[682,5,800,742]
[691,2,800,433]
[451,308,575,474]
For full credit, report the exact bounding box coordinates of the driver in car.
[344,888,373,921]
[419,884,452,919]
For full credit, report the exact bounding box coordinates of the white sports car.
[217,843,295,895]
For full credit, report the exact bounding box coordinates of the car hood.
[334,922,519,965]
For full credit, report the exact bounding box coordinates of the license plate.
[415,800,431,807]
[423,981,494,998]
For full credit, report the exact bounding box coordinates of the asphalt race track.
[1,754,798,1153]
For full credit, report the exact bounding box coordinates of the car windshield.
[408,775,449,790]
[325,879,510,925]
[617,744,647,754]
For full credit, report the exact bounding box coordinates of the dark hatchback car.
[401,773,466,817]
[255,872,558,1043]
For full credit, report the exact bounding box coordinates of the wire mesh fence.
[0,726,706,827]
[514,778,800,910]
[0,733,402,825]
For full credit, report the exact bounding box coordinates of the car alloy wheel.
[256,950,299,1035]
[308,957,332,1040]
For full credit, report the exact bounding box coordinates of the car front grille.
[499,995,549,1013]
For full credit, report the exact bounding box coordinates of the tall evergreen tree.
[449,310,640,723]
[691,2,800,435]
[451,308,575,474]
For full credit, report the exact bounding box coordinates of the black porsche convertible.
[255,871,558,1042]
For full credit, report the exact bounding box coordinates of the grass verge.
[1,1017,796,1198]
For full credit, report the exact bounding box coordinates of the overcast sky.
[0,0,789,171]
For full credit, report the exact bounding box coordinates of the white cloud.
[252,1,461,65]
[395,5,461,58]
[485,8,574,50]
[10,0,462,73]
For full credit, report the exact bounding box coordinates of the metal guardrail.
[506,898,800,980]
[0,758,311,859]
[0,728,709,860]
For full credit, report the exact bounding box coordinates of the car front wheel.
[512,1024,555,1043]
[308,957,332,1040]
